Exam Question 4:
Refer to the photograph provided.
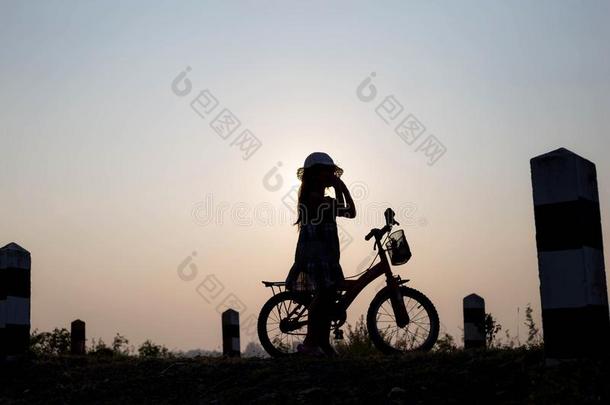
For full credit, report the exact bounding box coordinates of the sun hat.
[296,152,343,180]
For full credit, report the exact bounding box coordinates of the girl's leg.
[303,287,333,347]
[303,290,323,348]
[316,287,338,355]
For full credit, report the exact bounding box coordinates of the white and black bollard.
[531,148,609,360]
[463,294,486,349]
[0,243,31,359]
[222,309,240,357]
[71,319,86,355]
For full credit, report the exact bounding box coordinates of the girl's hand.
[330,175,344,189]
[334,176,356,218]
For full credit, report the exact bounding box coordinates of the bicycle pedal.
[333,329,344,340]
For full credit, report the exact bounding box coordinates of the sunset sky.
[2,0,609,351]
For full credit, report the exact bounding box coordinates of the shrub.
[111,333,133,356]
[433,333,457,353]
[484,313,502,348]
[334,315,377,356]
[88,334,133,356]
[524,303,542,348]
[138,340,171,358]
[89,337,114,356]
[30,328,71,356]
[243,341,268,358]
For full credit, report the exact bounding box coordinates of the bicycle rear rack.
[261,281,286,296]
[262,281,314,301]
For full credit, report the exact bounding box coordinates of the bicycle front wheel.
[367,286,439,354]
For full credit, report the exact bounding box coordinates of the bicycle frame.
[335,229,410,327]
[337,241,391,309]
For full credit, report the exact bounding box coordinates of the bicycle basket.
[385,230,412,266]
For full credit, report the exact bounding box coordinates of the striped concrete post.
[531,148,609,360]
[71,319,86,355]
[463,294,485,349]
[222,309,240,357]
[0,243,31,358]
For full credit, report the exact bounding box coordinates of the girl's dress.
[285,196,345,292]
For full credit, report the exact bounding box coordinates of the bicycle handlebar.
[365,208,399,241]
[364,224,392,241]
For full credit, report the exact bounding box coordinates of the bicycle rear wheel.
[367,286,439,354]
[257,291,312,357]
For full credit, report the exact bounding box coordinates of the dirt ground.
[1,349,608,404]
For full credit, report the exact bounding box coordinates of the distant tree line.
[29,329,268,358]
[29,330,174,358]
[29,304,542,358]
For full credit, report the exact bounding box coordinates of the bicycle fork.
[387,276,410,328]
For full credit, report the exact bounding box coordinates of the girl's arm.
[332,178,356,218]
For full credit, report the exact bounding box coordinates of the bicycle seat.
[262,281,286,287]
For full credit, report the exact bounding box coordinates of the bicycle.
[257,208,439,357]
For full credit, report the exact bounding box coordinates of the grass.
[1,348,608,404]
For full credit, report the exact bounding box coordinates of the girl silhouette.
[285,152,356,356]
